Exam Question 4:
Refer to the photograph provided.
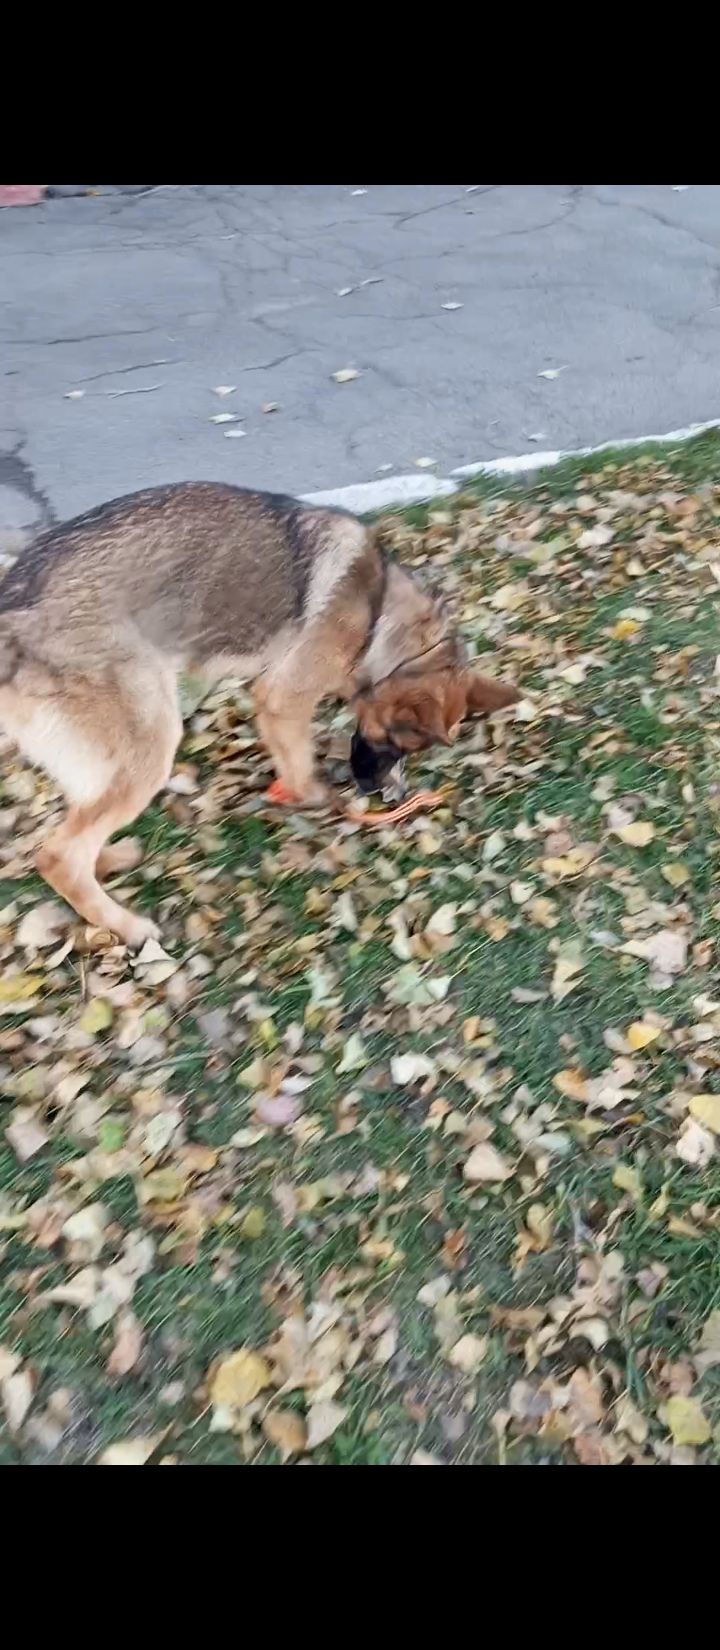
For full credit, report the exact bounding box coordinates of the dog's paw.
[121,913,160,950]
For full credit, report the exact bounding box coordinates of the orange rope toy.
[265,777,448,825]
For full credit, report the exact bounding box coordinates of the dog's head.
[351,667,520,793]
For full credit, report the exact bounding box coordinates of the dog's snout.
[350,728,402,795]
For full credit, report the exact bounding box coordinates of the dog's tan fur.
[0,483,518,944]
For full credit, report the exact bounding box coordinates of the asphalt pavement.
[2,183,719,546]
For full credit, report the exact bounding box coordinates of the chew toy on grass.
[264,777,446,824]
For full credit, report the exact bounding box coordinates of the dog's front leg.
[253,676,328,807]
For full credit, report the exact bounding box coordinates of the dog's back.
[0,481,375,677]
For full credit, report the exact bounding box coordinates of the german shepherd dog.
[0,483,519,946]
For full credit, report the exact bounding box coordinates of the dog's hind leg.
[6,667,182,947]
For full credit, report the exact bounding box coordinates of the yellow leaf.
[210,1349,271,1410]
[610,618,641,640]
[261,1409,308,1457]
[141,1167,188,1203]
[0,973,45,1004]
[688,1094,720,1135]
[79,997,114,1035]
[239,1206,266,1241]
[541,846,595,879]
[664,1394,711,1447]
[485,916,510,942]
[553,1067,588,1102]
[626,1021,661,1051]
[612,1162,643,1200]
[528,897,558,929]
[613,821,655,847]
[661,862,690,888]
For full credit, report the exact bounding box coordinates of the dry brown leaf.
[15,901,68,949]
[553,1067,588,1102]
[107,1310,144,1377]
[463,1142,512,1184]
[305,1399,347,1449]
[5,1108,49,1162]
[261,1408,308,1457]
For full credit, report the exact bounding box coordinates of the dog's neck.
[355,564,461,693]
[356,564,435,689]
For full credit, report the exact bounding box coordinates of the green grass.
[2,432,720,1463]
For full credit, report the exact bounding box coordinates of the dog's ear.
[464,669,520,716]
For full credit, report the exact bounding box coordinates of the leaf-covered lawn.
[3,433,720,1464]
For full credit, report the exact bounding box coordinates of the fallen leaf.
[463,1142,512,1184]
[62,1203,108,1260]
[390,1052,436,1085]
[255,1092,303,1128]
[5,1108,49,1162]
[695,1309,720,1374]
[613,821,655,847]
[612,1162,643,1200]
[98,1435,161,1466]
[622,929,688,975]
[262,1409,307,1457]
[0,972,45,1006]
[579,524,614,549]
[336,1032,367,1075]
[305,1399,347,1449]
[79,997,114,1036]
[664,1394,711,1447]
[553,1067,588,1102]
[688,1094,720,1135]
[448,1333,487,1375]
[1,1368,33,1432]
[15,902,68,949]
[551,955,584,1002]
[610,617,640,640]
[676,1117,715,1167]
[626,1021,661,1051]
[239,1206,266,1241]
[210,1349,271,1411]
[133,939,179,986]
[661,862,690,887]
[107,1310,144,1377]
[425,902,457,938]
